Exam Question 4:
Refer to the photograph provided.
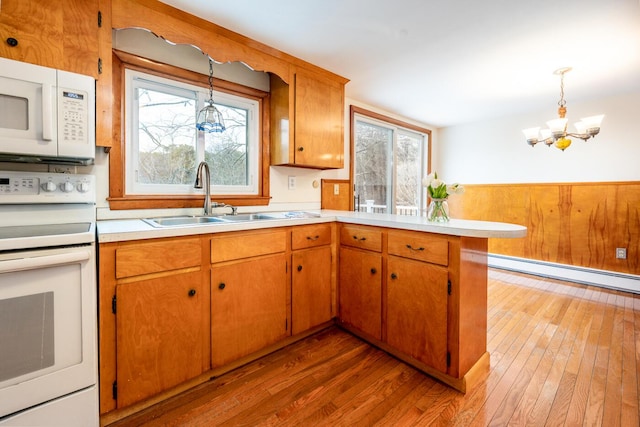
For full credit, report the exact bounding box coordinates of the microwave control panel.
[59,89,89,145]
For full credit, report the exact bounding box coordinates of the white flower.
[447,183,465,195]
[422,171,464,198]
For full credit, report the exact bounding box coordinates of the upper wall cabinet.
[0,0,99,78]
[271,68,345,170]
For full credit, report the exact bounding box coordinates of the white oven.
[0,57,95,165]
[0,170,98,426]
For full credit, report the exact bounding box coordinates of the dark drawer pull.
[297,265,303,272]
[352,235,367,241]
[390,273,398,280]
[218,283,226,290]
[406,244,425,251]
[306,235,320,241]
[188,289,196,297]
[6,37,19,47]
[370,268,377,274]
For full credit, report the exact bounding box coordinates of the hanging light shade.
[196,58,226,133]
[522,67,604,151]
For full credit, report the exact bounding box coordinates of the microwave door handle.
[42,84,54,141]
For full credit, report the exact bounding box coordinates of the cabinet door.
[211,254,288,367]
[0,0,99,77]
[292,246,332,334]
[293,68,344,169]
[386,255,449,373]
[116,271,205,408]
[339,247,382,340]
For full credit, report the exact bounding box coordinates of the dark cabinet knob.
[188,289,196,297]
[370,268,377,274]
[298,146,304,152]
[297,265,303,272]
[390,273,398,280]
[6,37,18,47]
[218,283,226,290]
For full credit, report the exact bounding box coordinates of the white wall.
[437,91,640,184]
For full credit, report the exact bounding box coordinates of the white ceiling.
[159,0,640,128]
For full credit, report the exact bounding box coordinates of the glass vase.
[427,198,450,222]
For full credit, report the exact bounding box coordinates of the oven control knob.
[42,181,57,192]
[62,181,75,193]
[77,182,91,193]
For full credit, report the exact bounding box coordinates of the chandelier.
[522,67,604,151]
[196,57,226,133]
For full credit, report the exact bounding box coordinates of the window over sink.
[107,48,271,210]
[125,69,259,196]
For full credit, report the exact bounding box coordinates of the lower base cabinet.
[211,253,288,367]
[386,255,449,373]
[115,272,206,408]
[338,246,382,340]
[291,246,332,334]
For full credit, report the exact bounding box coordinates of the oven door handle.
[0,250,91,274]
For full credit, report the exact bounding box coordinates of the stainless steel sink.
[143,216,228,227]
[217,213,279,222]
[143,211,320,227]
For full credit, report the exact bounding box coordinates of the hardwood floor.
[108,269,640,426]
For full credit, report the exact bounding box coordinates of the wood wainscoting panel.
[447,182,640,275]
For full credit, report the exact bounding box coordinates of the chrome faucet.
[194,161,212,215]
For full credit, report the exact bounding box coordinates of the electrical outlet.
[616,248,627,259]
[334,184,340,195]
[288,176,296,190]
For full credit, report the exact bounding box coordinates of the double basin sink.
[143,211,320,228]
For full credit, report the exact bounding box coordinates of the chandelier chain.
[208,58,214,102]
[558,72,566,107]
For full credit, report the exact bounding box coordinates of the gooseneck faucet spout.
[194,161,212,215]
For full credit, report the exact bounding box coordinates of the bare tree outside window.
[205,104,249,186]
[135,86,252,191]
[137,88,197,185]
[354,121,391,212]
[354,115,427,216]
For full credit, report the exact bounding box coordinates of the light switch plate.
[288,176,296,190]
[334,184,340,195]
[616,248,627,259]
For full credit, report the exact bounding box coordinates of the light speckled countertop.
[97,210,527,243]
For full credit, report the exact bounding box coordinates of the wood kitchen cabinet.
[337,224,489,392]
[270,67,345,169]
[99,236,209,412]
[116,271,205,408]
[0,0,99,77]
[338,225,383,340]
[338,246,382,340]
[386,230,450,373]
[210,229,289,366]
[291,224,334,334]
[386,255,448,373]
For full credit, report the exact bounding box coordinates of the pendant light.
[196,58,225,133]
[522,67,604,151]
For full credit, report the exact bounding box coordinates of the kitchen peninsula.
[97,211,525,421]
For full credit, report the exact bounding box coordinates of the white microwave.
[0,57,95,165]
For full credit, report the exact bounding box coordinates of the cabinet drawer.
[340,225,382,252]
[115,238,202,279]
[387,231,449,266]
[291,223,332,250]
[211,229,287,263]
